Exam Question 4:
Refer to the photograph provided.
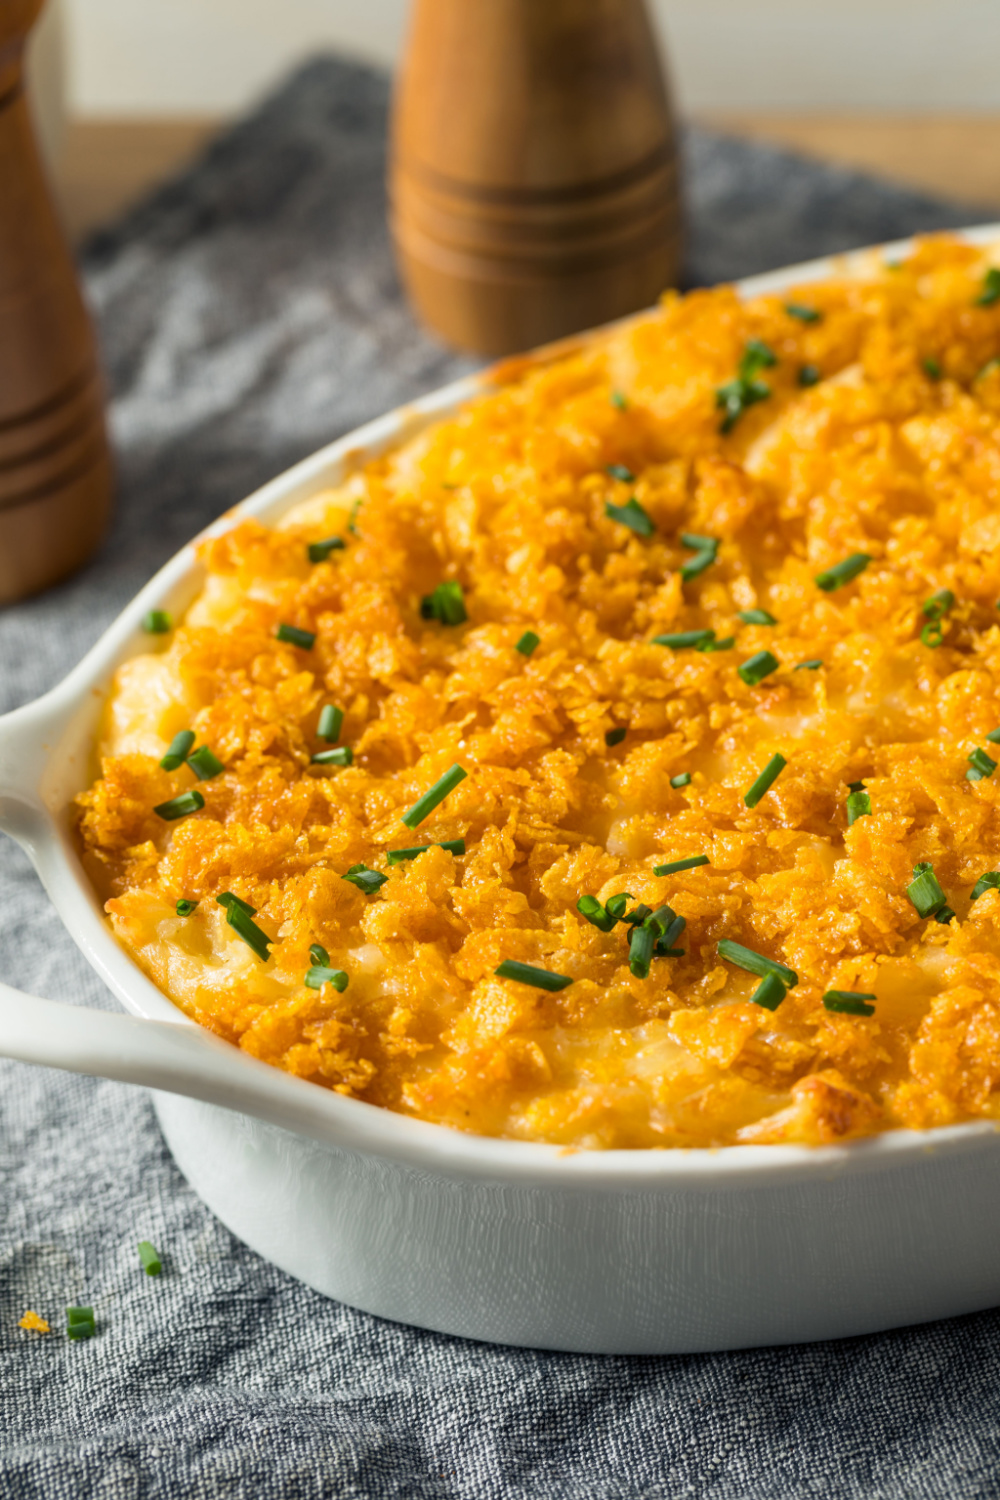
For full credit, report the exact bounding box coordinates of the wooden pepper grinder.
[390,0,682,357]
[0,0,112,605]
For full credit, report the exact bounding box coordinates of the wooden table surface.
[56,114,1000,244]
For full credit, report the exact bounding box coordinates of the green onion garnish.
[750,971,788,1011]
[318,705,344,742]
[610,390,628,411]
[670,772,692,788]
[977,267,1000,307]
[605,893,633,923]
[738,609,777,625]
[699,635,735,652]
[653,855,709,876]
[605,498,654,537]
[276,623,316,650]
[305,965,349,992]
[629,924,655,978]
[153,790,205,821]
[653,628,716,651]
[679,535,719,582]
[308,536,345,563]
[420,580,467,625]
[605,727,627,747]
[823,991,876,1016]
[846,782,872,825]
[606,463,635,483]
[744,753,787,809]
[160,730,195,771]
[968,748,998,781]
[494,961,573,991]
[738,650,779,686]
[718,939,798,988]
[219,897,272,961]
[798,365,821,388]
[348,497,363,534]
[137,1241,162,1276]
[923,589,954,620]
[921,620,945,648]
[985,726,1000,745]
[934,907,956,924]
[312,746,353,767]
[142,610,172,634]
[785,303,821,323]
[970,870,1000,902]
[216,891,256,916]
[175,899,199,917]
[66,1306,95,1340]
[716,340,777,432]
[977,358,1000,381]
[310,943,329,965]
[515,630,540,656]
[401,764,467,828]
[815,553,871,591]
[922,356,942,380]
[341,864,388,894]
[907,862,947,919]
[387,840,465,864]
[654,912,687,957]
[577,894,617,933]
[794,659,823,671]
[186,745,225,781]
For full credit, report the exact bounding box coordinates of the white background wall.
[62,0,1000,117]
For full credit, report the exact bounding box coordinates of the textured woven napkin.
[2,56,998,1499]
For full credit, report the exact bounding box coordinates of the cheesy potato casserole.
[78,237,1000,1149]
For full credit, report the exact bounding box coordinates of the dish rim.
[7,222,1000,1186]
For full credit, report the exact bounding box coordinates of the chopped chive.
[348,497,362,534]
[387,840,465,863]
[137,1241,162,1277]
[678,533,714,552]
[967,747,998,781]
[654,913,687,957]
[610,390,628,411]
[420,580,467,625]
[605,727,627,747]
[698,634,735,653]
[341,864,388,895]
[679,535,719,583]
[922,356,942,380]
[623,904,653,927]
[744,753,787,809]
[653,855,709,876]
[175,898,199,917]
[401,764,467,828]
[142,610,172,634]
[66,1307,95,1340]
[577,894,616,933]
[216,892,256,917]
[653,628,716,651]
[798,365,821,388]
[305,965,349,992]
[934,906,956,924]
[977,358,1000,381]
[785,302,822,324]
[222,901,272,962]
[494,960,573,992]
[907,863,947,919]
[717,339,778,430]
[605,498,655,537]
[815,553,871,592]
[738,650,779,686]
[794,658,823,671]
[738,608,777,626]
[977,267,1000,307]
[718,938,798,989]
[318,705,344,742]
[308,536,345,563]
[276,623,316,650]
[823,990,876,1016]
[160,729,196,771]
[186,745,225,781]
[986,727,1000,744]
[750,971,788,1011]
[846,786,872,825]
[67,1305,94,1325]
[970,870,1000,902]
[310,943,329,965]
[153,790,205,821]
[515,630,540,656]
[921,620,945,648]
[923,589,955,621]
[629,924,655,979]
[312,746,353,767]
[604,893,633,923]
[606,463,635,483]
[670,772,692,788]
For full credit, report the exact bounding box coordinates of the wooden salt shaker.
[0,0,112,604]
[389,0,682,357]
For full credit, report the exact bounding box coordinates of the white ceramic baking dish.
[3,228,1000,1356]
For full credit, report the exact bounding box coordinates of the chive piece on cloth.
[606,463,635,483]
[794,659,823,671]
[312,747,353,767]
[744,753,787,808]
[66,1306,95,1341]
[679,535,719,582]
[577,894,617,933]
[823,990,876,1016]
[305,965,349,992]
[970,870,1000,902]
[785,302,822,323]
[221,900,273,962]
[967,748,998,782]
[718,938,798,988]
[216,892,256,917]
[977,267,1000,307]
[749,971,788,1011]
[907,862,947,919]
[738,609,777,626]
[605,727,627,747]
[515,630,540,657]
[142,610,172,634]
[494,960,573,992]
[670,772,692,788]
[153,790,205,821]
[275,623,316,650]
[341,864,388,895]
[798,365,821,388]
[401,764,467,828]
[186,745,225,781]
[310,943,329,965]
[605,497,655,537]
[159,730,196,771]
[318,705,344,742]
[308,536,345,563]
[738,650,779,686]
[175,898,199,917]
[137,1241,162,1277]
[815,553,871,592]
[653,855,709,876]
[846,784,872,825]
[420,580,467,625]
[387,840,465,864]
[653,628,716,651]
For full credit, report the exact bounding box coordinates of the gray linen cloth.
[1,57,998,1498]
